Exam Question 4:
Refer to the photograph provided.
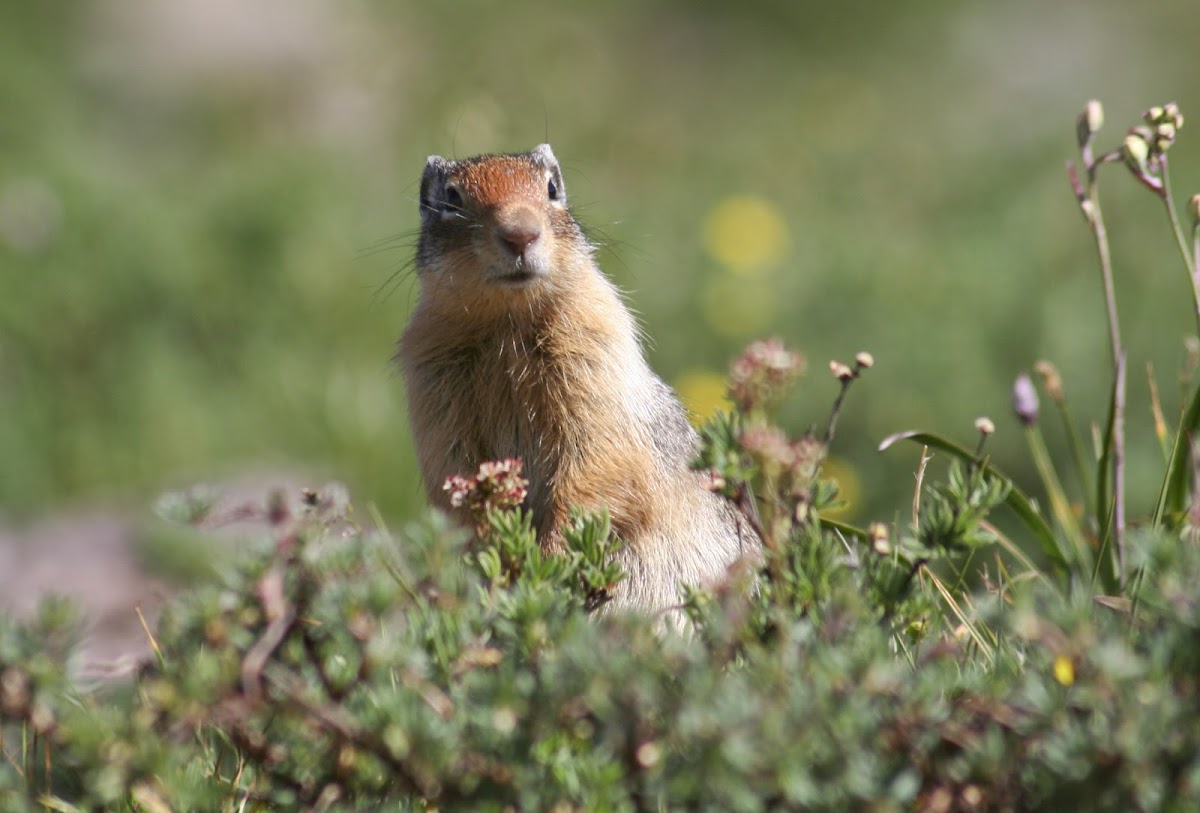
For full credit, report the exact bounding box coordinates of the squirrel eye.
[444,185,464,210]
[547,178,559,201]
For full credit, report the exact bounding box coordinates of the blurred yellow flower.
[702,196,789,274]
[673,370,731,425]
[1053,654,1075,687]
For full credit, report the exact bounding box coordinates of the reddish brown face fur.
[416,146,585,317]
[452,153,548,211]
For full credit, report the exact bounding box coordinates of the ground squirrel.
[398,144,757,615]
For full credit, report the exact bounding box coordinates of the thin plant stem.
[922,565,995,664]
[1159,157,1200,335]
[823,354,871,446]
[1068,155,1126,585]
[1191,436,1200,546]
[912,445,930,530]
[1068,159,1122,368]
[1194,222,1200,321]
[1089,189,1122,368]
[981,520,1054,590]
[823,377,853,446]
[1113,351,1127,584]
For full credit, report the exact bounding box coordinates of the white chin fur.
[489,254,550,286]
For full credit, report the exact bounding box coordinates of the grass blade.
[1023,424,1085,556]
[1091,369,1120,592]
[1153,371,1200,526]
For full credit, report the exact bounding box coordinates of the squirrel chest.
[404,305,659,544]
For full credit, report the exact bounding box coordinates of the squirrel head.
[415,144,591,306]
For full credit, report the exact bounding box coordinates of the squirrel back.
[397,144,757,615]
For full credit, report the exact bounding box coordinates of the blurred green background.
[3,0,1199,527]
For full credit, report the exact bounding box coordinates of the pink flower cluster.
[729,338,806,413]
[739,427,826,483]
[443,458,529,535]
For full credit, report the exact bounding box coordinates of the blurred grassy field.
[2,0,1199,526]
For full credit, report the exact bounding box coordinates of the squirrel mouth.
[489,258,547,287]
[494,272,539,286]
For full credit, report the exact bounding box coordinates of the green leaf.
[1094,364,1116,547]
[819,517,868,540]
[1022,424,1084,558]
[1091,368,1120,592]
[878,430,1067,574]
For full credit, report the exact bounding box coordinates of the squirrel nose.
[499,224,542,256]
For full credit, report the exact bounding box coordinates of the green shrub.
[5,100,1200,812]
[4,474,1200,811]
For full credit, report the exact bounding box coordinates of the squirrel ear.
[424,155,450,172]
[420,155,450,218]
[530,144,566,203]
[422,155,450,183]
[530,144,558,169]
